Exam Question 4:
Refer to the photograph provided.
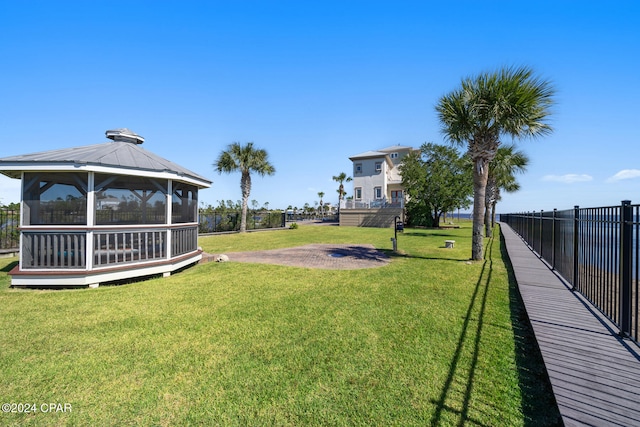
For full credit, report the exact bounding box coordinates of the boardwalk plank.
[500,223,640,426]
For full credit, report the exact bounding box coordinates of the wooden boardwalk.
[500,223,640,427]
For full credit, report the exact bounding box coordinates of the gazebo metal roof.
[0,128,211,187]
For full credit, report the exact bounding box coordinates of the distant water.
[444,212,473,220]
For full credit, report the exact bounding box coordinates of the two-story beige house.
[348,145,416,207]
[340,145,416,227]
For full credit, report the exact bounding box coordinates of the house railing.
[342,199,404,209]
[501,201,640,345]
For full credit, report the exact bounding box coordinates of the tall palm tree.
[485,144,529,237]
[436,66,554,260]
[332,172,352,216]
[214,142,275,233]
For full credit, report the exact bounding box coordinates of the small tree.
[400,143,472,227]
[485,145,529,236]
[317,191,325,220]
[332,172,352,216]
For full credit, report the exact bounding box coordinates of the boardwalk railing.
[501,200,640,345]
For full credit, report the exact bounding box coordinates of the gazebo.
[0,128,212,288]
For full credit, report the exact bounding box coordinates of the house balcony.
[342,199,404,210]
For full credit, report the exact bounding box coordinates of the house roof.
[0,128,212,188]
[348,145,416,162]
[348,150,388,161]
[378,145,415,153]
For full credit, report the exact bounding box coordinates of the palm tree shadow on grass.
[428,231,562,426]
[429,234,494,427]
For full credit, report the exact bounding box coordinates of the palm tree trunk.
[240,172,251,233]
[472,159,489,260]
[484,178,495,238]
[491,201,497,228]
[484,204,492,238]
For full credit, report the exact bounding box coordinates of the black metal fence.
[286,212,337,223]
[1,207,288,249]
[198,210,286,233]
[0,208,19,249]
[501,201,640,345]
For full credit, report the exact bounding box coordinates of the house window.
[390,152,398,159]
[375,162,382,172]
[355,187,362,200]
[374,187,382,199]
[355,163,362,174]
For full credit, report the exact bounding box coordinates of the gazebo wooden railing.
[21,225,198,270]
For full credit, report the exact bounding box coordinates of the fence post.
[529,211,533,247]
[539,210,544,258]
[573,205,579,291]
[620,200,632,337]
[552,208,557,269]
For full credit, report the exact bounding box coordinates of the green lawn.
[0,223,560,426]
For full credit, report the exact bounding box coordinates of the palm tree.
[214,142,275,233]
[485,145,529,237]
[332,172,352,216]
[436,66,554,260]
[317,191,325,220]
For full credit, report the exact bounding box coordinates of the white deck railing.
[342,199,404,209]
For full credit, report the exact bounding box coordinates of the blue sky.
[0,1,638,213]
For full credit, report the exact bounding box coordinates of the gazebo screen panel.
[95,174,167,225]
[22,172,88,225]
[172,182,198,224]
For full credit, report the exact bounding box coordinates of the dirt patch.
[203,244,390,270]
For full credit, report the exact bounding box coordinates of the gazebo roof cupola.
[106,128,145,144]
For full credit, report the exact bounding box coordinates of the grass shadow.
[1,260,18,273]
[377,248,467,263]
[403,231,465,238]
